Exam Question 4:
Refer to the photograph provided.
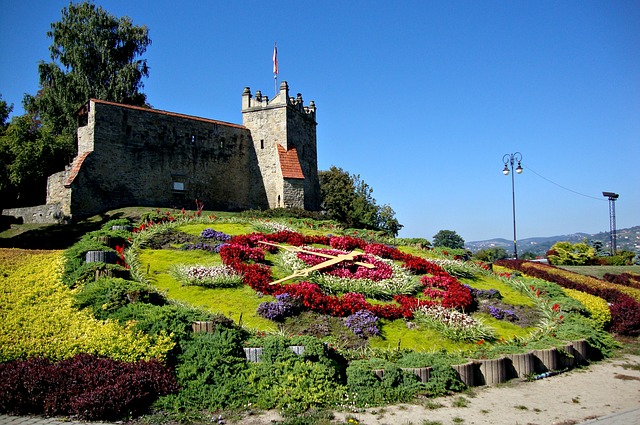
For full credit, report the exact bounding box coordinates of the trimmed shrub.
[0,354,178,420]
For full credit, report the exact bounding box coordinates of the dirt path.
[240,354,640,425]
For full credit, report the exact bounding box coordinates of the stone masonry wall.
[68,100,268,218]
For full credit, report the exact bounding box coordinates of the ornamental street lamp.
[502,152,523,259]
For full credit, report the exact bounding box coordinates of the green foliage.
[546,241,596,265]
[246,358,346,414]
[0,250,173,363]
[0,94,11,129]
[159,330,249,411]
[62,236,117,287]
[319,166,402,236]
[599,250,637,266]
[111,303,221,343]
[345,359,423,407]
[396,351,466,397]
[432,230,465,249]
[74,277,164,319]
[30,1,151,136]
[562,288,611,329]
[0,114,71,208]
[473,247,508,262]
[555,315,619,358]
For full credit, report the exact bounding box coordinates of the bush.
[246,359,345,414]
[0,354,178,420]
[74,277,165,320]
[562,288,611,329]
[62,237,118,287]
[158,330,249,411]
[345,359,423,407]
[0,250,174,363]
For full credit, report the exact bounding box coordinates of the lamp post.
[602,192,619,255]
[502,152,523,259]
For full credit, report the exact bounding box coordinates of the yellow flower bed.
[562,287,611,329]
[0,249,174,363]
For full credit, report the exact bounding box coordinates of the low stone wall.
[2,203,68,224]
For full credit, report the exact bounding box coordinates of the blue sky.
[1,0,638,243]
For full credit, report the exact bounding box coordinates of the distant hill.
[466,226,640,257]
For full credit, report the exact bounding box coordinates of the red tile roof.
[87,99,247,130]
[64,151,91,187]
[277,145,305,179]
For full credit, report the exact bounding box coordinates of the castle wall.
[4,81,319,223]
[286,103,320,211]
[68,100,268,218]
[242,82,320,211]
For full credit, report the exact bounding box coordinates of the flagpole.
[273,42,278,96]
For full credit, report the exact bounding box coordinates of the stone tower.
[242,81,320,210]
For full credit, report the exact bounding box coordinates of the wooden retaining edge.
[452,361,476,387]
[235,340,595,385]
[571,339,589,364]
[533,347,558,372]
[557,342,576,369]
[85,250,118,264]
[243,346,306,363]
[476,357,507,385]
[370,367,432,383]
[505,352,535,379]
[192,321,218,333]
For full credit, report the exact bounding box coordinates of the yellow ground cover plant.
[562,287,611,329]
[0,249,174,363]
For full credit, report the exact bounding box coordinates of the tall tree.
[319,165,402,236]
[27,1,151,137]
[432,229,465,249]
[0,95,12,130]
[1,2,151,208]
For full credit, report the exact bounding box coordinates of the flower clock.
[219,231,473,324]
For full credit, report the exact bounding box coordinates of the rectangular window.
[173,181,185,191]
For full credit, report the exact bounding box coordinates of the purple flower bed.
[257,293,300,321]
[345,310,380,338]
[181,242,222,253]
[488,306,518,321]
[465,285,502,300]
[201,228,231,241]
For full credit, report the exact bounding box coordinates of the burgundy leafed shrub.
[495,259,640,336]
[602,272,640,290]
[0,354,178,420]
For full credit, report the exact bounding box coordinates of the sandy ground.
[237,354,640,425]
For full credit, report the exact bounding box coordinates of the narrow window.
[260,139,264,149]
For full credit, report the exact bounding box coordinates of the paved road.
[3,408,640,425]
[0,415,111,425]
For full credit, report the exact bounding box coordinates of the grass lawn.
[139,249,277,332]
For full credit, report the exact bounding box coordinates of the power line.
[523,165,606,201]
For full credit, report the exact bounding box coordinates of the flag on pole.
[272,42,279,75]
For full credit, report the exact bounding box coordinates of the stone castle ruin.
[3,81,320,223]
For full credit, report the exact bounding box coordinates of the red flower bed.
[221,231,472,320]
[495,259,640,336]
[421,274,473,309]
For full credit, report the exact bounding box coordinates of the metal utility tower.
[602,192,619,255]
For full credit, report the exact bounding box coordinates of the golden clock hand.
[269,250,365,285]
[258,241,375,269]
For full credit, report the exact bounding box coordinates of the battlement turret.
[242,81,316,122]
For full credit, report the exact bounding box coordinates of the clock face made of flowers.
[258,241,376,285]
